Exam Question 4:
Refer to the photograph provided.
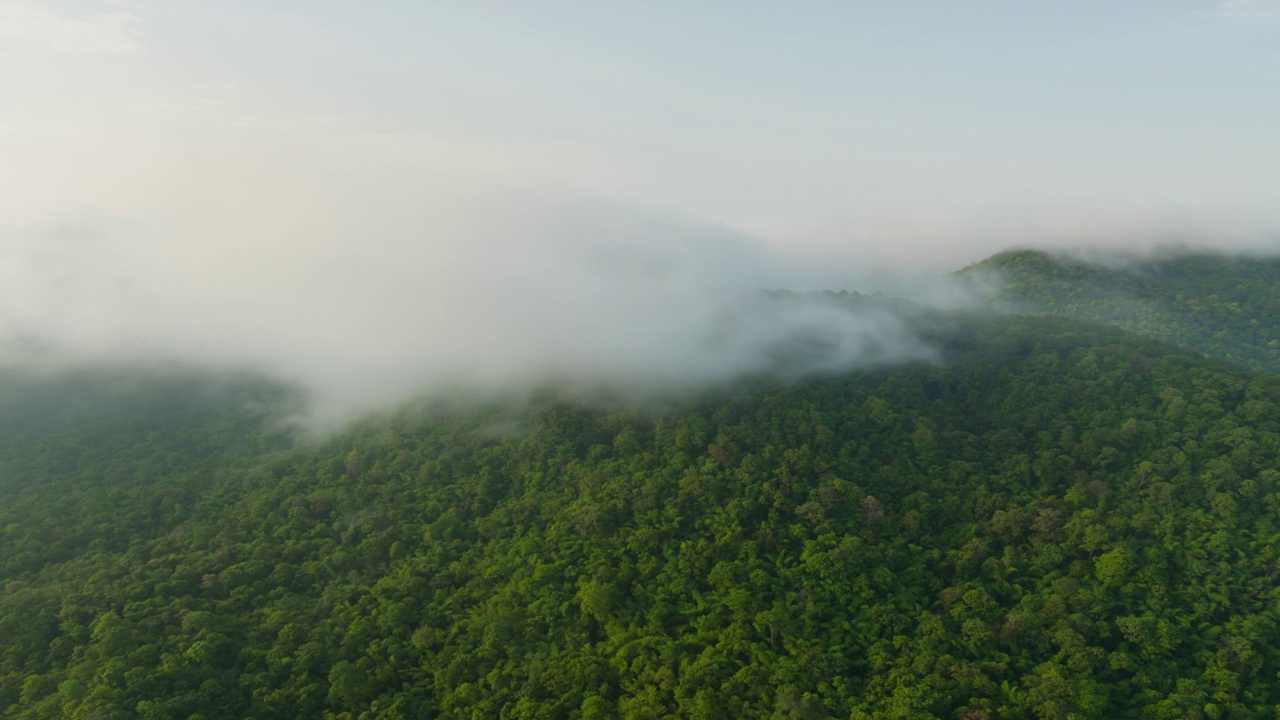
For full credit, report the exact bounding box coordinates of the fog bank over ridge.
[3,134,1278,424]
[4,0,1279,422]
[2,131,1277,424]
[0,159,973,421]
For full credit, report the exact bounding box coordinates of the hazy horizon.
[2,1,1278,415]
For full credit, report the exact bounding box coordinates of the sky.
[1,1,1278,413]
[4,1,1279,254]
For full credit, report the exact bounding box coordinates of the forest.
[4,250,1280,719]
[968,249,1280,374]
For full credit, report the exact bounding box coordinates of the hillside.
[5,314,1280,719]
[968,248,1280,374]
[0,367,298,583]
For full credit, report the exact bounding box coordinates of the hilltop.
[966,248,1280,374]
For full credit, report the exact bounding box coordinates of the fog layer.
[0,138,984,420]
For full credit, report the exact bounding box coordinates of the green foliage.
[5,309,1280,717]
[970,248,1280,374]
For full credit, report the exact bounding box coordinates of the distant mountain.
[6,313,1280,718]
[966,248,1280,373]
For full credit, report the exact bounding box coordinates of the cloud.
[0,125,972,423]
[0,0,142,56]
[3,114,1276,426]
[2,0,1275,426]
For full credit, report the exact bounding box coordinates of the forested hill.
[968,248,1280,374]
[0,367,298,581]
[6,315,1280,718]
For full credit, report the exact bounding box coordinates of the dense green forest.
[5,252,1280,719]
[969,249,1280,374]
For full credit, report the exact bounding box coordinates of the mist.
[19,132,1280,431]
[7,126,1280,426]
[0,137,977,423]
[5,2,1278,423]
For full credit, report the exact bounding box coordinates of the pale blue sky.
[3,1,1278,259]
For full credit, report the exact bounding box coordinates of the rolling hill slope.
[4,312,1280,718]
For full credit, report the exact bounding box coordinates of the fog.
[6,122,1280,425]
[0,141,973,422]
[4,3,1278,422]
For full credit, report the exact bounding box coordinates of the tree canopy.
[968,248,1280,374]
[5,252,1280,718]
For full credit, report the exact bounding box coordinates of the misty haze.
[2,2,1279,718]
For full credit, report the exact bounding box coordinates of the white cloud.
[0,0,142,55]
[0,121,971,422]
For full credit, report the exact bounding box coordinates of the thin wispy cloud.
[0,0,142,56]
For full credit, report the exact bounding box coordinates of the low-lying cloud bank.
[2,132,1275,424]
[0,173,980,422]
